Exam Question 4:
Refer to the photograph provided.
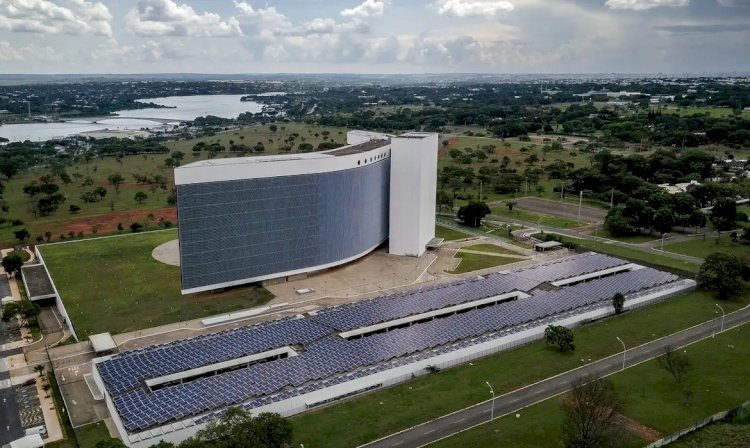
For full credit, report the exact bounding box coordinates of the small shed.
[9,434,45,448]
[89,332,117,355]
[535,241,563,252]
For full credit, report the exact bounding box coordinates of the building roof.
[90,332,118,353]
[9,434,44,448]
[21,264,56,301]
[535,241,563,249]
[0,273,12,299]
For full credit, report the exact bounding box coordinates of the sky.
[0,0,749,74]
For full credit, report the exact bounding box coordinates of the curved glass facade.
[177,159,390,292]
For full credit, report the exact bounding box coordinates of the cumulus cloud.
[0,0,112,36]
[605,0,689,11]
[341,0,386,18]
[127,0,242,37]
[0,41,22,60]
[435,0,514,17]
[90,39,185,63]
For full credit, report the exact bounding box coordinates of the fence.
[645,400,750,447]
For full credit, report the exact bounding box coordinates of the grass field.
[491,207,581,229]
[435,223,472,241]
[39,230,272,337]
[432,321,750,447]
[557,236,702,274]
[291,291,747,447]
[449,252,523,274]
[663,236,750,260]
[669,421,750,447]
[461,243,524,256]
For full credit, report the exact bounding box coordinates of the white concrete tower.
[388,132,439,256]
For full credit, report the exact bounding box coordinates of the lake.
[0,94,265,142]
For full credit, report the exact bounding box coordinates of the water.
[0,94,265,142]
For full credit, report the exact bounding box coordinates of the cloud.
[717,0,750,6]
[0,41,22,60]
[341,0,386,18]
[90,39,185,63]
[0,0,112,36]
[435,0,514,17]
[657,23,750,33]
[127,0,242,37]
[605,0,689,11]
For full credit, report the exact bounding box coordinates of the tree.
[612,292,625,315]
[2,253,24,276]
[130,222,143,232]
[436,190,453,213]
[545,325,575,352]
[506,201,517,212]
[1,300,40,327]
[14,228,30,243]
[269,124,278,132]
[710,197,737,234]
[134,191,148,204]
[107,173,125,195]
[457,201,490,227]
[181,408,292,448]
[687,209,706,233]
[657,345,691,383]
[698,252,745,300]
[69,204,81,214]
[561,377,622,448]
[652,207,675,235]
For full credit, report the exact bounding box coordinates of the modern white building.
[174,131,438,294]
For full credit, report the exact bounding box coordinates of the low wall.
[33,249,78,341]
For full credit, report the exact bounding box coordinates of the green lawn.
[664,236,750,260]
[461,243,525,256]
[558,236,701,275]
[291,291,746,448]
[435,223,472,241]
[669,422,750,448]
[663,106,750,118]
[491,207,581,229]
[432,322,750,448]
[449,252,523,274]
[39,230,273,337]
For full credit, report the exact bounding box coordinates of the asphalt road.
[361,304,750,448]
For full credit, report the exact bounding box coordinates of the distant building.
[658,180,700,195]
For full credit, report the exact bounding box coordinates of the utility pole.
[610,189,614,208]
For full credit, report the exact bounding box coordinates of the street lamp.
[577,190,583,225]
[485,381,495,421]
[616,336,626,371]
[715,303,725,333]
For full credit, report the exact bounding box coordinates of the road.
[0,318,23,445]
[361,303,750,448]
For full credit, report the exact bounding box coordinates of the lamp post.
[485,381,495,421]
[715,303,725,333]
[616,336,626,371]
[577,190,583,225]
[660,233,666,251]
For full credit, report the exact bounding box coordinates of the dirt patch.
[439,137,458,156]
[61,208,177,235]
[614,414,662,442]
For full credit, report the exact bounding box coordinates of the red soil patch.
[438,137,458,157]
[61,208,177,235]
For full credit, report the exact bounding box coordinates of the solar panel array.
[98,253,679,433]
[98,316,331,395]
[314,252,628,331]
